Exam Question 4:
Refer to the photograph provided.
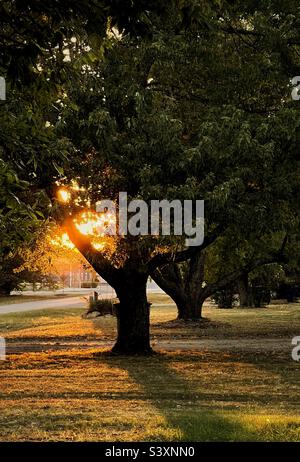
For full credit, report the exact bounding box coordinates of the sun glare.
[51,232,75,250]
[57,188,71,203]
[74,211,115,236]
[56,184,116,252]
[91,241,106,251]
[73,210,116,251]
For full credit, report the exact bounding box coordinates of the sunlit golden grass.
[148,293,174,305]
[6,316,102,340]
[0,299,299,441]
[150,298,300,340]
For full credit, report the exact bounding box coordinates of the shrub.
[212,286,238,309]
[84,298,116,317]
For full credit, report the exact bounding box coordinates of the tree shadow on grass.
[227,349,300,406]
[98,352,260,442]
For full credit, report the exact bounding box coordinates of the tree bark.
[152,251,206,321]
[151,265,187,319]
[65,219,153,355]
[113,274,152,354]
[237,273,253,307]
[176,295,205,320]
[0,286,12,296]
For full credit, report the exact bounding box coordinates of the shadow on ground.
[98,352,261,442]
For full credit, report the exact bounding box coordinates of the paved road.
[0,296,86,315]
[0,286,166,315]
[0,299,175,315]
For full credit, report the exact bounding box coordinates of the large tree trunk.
[66,220,153,355]
[176,294,205,320]
[237,273,253,307]
[113,273,152,355]
[0,286,12,296]
[0,276,15,296]
[152,251,206,321]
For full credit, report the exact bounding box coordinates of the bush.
[252,285,271,307]
[84,298,116,317]
[212,286,238,309]
[277,282,300,303]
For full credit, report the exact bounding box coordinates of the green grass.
[0,295,61,306]
[0,293,81,306]
[0,299,299,441]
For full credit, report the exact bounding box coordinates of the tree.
[0,252,58,295]
[1,1,300,353]
[0,0,174,351]
[0,222,96,295]
[0,0,139,295]
[151,101,300,319]
[152,234,289,318]
[149,1,300,319]
[0,159,44,295]
[53,2,299,349]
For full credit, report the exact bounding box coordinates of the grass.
[0,308,83,334]
[0,296,299,441]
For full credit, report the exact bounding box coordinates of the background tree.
[150,1,300,319]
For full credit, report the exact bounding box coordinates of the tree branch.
[63,216,120,287]
[202,235,288,299]
[147,224,224,272]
